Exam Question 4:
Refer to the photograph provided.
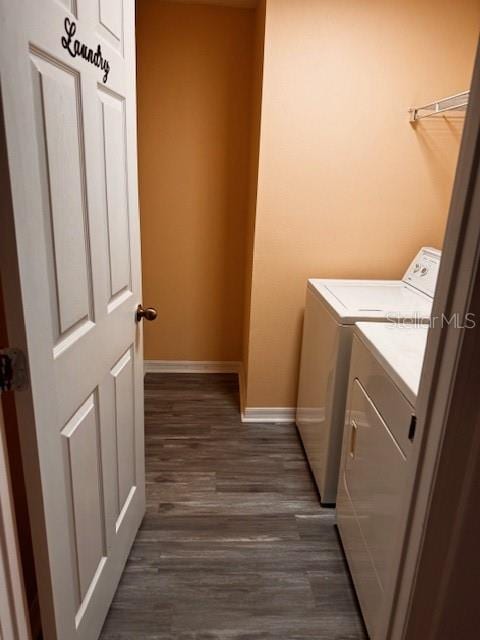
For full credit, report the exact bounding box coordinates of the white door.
[0,1,147,638]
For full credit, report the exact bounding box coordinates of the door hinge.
[0,348,29,392]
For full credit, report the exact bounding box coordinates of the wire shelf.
[409,91,469,122]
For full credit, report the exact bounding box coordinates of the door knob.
[136,304,158,322]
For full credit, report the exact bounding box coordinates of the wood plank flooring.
[100,373,367,640]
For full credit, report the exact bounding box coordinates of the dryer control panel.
[403,247,441,298]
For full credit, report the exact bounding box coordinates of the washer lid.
[355,322,429,406]
[308,279,433,324]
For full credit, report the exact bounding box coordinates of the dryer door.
[338,378,408,637]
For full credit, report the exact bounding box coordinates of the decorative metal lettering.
[61,18,110,83]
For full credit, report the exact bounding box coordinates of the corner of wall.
[241,0,267,404]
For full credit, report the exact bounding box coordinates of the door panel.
[98,87,132,302]
[62,394,106,606]
[111,348,136,521]
[30,51,94,342]
[0,1,144,638]
[99,0,123,46]
[58,0,77,15]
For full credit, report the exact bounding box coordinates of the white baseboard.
[296,408,325,423]
[238,364,296,423]
[241,407,296,424]
[144,360,241,374]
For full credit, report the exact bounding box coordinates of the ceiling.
[162,0,258,8]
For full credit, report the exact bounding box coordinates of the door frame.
[0,76,57,634]
[0,401,31,640]
[377,37,480,640]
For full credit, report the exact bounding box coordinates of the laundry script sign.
[61,18,110,83]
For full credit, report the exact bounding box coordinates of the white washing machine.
[336,322,429,638]
[296,247,440,505]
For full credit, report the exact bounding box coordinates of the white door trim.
[377,39,480,640]
[0,402,31,640]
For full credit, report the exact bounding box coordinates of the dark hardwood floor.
[100,373,366,640]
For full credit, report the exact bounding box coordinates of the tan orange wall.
[244,0,480,408]
[137,1,255,362]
